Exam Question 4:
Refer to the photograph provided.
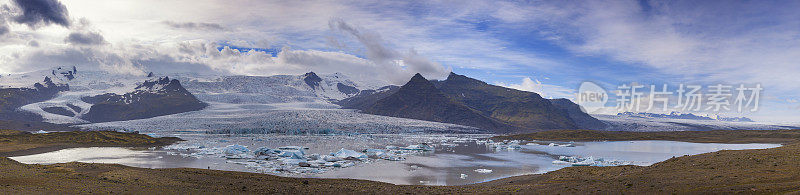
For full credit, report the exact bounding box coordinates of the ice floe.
[474,169,493,174]
[547,143,575,147]
[552,155,632,167]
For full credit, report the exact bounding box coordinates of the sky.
[0,0,799,122]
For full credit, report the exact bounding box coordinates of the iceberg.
[253,147,277,156]
[460,174,468,179]
[474,169,493,174]
[364,149,387,158]
[278,151,305,159]
[552,155,630,167]
[548,143,575,147]
[403,144,435,151]
[382,156,406,161]
[323,162,341,167]
[333,148,367,159]
[276,146,306,159]
[322,155,343,162]
[34,130,49,134]
[223,145,250,155]
[282,158,307,165]
[277,146,306,155]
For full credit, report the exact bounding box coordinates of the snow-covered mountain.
[1,67,390,124]
[80,76,207,123]
[177,71,388,105]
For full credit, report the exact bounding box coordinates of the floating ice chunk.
[551,160,571,165]
[321,155,343,162]
[277,146,306,155]
[460,174,468,179]
[310,159,327,165]
[552,155,630,167]
[571,157,595,166]
[364,149,387,158]
[282,158,307,165]
[453,138,476,143]
[34,130,49,134]
[276,146,306,159]
[278,151,304,159]
[323,162,341,167]
[403,144,435,151]
[474,169,493,174]
[525,143,538,146]
[254,147,277,156]
[382,156,406,161]
[307,153,320,160]
[333,148,367,159]
[341,162,355,168]
[548,143,575,147]
[440,143,458,147]
[223,145,250,155]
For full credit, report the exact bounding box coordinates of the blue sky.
[1,0,799,122]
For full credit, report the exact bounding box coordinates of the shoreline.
[0,130,181,157]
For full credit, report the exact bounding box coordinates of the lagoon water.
[10,135,780,186]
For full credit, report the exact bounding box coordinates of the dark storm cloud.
[65,31,105,45]
[163,21,224,31]
[11,0,71,28]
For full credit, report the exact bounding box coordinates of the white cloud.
[495,77,574,99]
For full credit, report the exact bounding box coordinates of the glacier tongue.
[178,72,388,105]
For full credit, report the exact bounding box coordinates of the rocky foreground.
[2,130,800,194]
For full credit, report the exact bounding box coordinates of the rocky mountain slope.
[340,72,607,133]
[361,73,521,133]
[0,77,69,122]
[435,73,579,130]
[80,77,207,123]
[548,98,607,129]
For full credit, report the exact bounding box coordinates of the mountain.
[435,73,578,130]
[335,85,399,110]
[0,77,69,122]
[549,98,607,129]
[339,72,608,132]
[361,73,520,133]
[80,77,207,123]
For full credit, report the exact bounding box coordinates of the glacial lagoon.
[10,134,780,186]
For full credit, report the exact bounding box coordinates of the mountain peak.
[444,72,486,85]
[409,73,426,82]
[363,72,515,133]
[136,76,184,92]
[303,71,322,89]
[402,73,437,92]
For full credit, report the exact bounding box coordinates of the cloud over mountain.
[65,31,105,45]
